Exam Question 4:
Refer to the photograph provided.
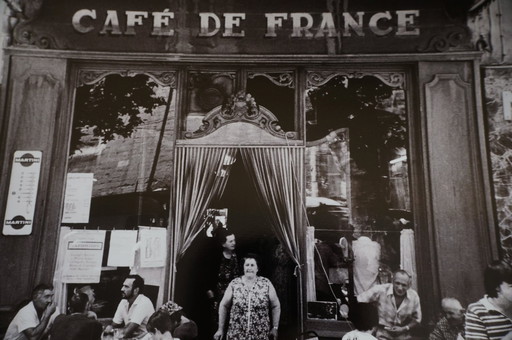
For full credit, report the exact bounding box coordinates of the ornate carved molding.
[416,27,470,52]
[187,72,236,88]
[78,70,177,87]
[184,91,297,140]
[248,72,295,88]
[12,21,63,49]
[307,71,405,89]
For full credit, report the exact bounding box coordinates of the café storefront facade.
[0,0,500,338]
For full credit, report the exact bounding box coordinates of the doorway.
[174,150,299,340]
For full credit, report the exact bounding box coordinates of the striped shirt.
[465,296,512,340]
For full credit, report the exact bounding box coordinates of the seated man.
[357,269,421,340]
[4,283,59,340]
[49,291,103,340]
[104,274,155,339]
[429,298,465,340]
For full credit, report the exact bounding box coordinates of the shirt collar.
[480,295,499,312]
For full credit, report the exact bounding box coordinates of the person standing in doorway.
[214,253,281,340]
[203,228,241,337]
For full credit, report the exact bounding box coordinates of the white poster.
[61,230,106,283]
[3,151,42,235]
[138,227,166,268]
[108,230,138,267]
[62,173,94,223]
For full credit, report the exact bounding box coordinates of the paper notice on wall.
[62,173,94,223]
[107,230,138,267]
[138,227,166,268]
[61,230,105,283]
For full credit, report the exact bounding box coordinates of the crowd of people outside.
[4,226,512,340]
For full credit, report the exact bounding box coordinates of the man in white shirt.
[104,275,155,339]
[357,270,421,340]
[4,283,58,340]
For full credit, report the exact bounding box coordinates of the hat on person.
[160,301,183,315]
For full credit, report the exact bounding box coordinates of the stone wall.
[484,67,512,259]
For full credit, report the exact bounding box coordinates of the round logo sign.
[6,215,31,229]
[16,153,39,167]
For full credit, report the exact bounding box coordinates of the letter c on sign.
[72,9,96,33]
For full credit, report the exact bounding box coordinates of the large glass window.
[305,71,413,320]
[57,71,175,318]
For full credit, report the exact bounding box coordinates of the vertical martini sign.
[3,151,42,236]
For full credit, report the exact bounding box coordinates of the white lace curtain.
[169,146,237,296]
[239,147,303,269]
[169,146,305,299]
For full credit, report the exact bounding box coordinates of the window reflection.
[63,73,174,317]
[305,73,414,320]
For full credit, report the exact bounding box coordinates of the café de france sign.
[72,9,421,38]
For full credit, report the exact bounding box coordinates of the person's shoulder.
[343,330,377,340]
[407,288,420,298]
[17,301,35,314]
[231,276,243,284]
[137,294,155,308]
[467,298,488,313]
[434,316,449,326]
[53,313,69,323]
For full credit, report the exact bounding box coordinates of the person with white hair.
[430,298,465,340]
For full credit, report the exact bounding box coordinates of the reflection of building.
[0,0,510,338]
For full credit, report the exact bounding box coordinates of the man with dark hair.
[357,270,421,340]
[465,261,512,340]
[343,302,379,340]
[4,283,58,340]
[49,292,103,340]
[104,274,155,339]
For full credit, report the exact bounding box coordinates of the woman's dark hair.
[484,260,512,298]
[147,310,173,334]
[214,228,234,246]
[147,309,183,334]
[242,253,261,270]
[349,302,378,331]
[69,292,89,313]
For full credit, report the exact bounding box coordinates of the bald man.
[430,298,465,340]
[357,270,421,340]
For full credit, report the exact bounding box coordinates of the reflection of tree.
[306,76,406,172]
[71,74,166,154]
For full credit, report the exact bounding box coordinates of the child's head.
[349,302,378,331]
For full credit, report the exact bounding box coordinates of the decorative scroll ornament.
[78,70,177,87]
[184,91,297,140]
[8,0,66,49]
[248,72,295,88]
[307,71,405,89]
[416,26,470,52]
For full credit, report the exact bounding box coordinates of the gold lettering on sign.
[71,9,421,38]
